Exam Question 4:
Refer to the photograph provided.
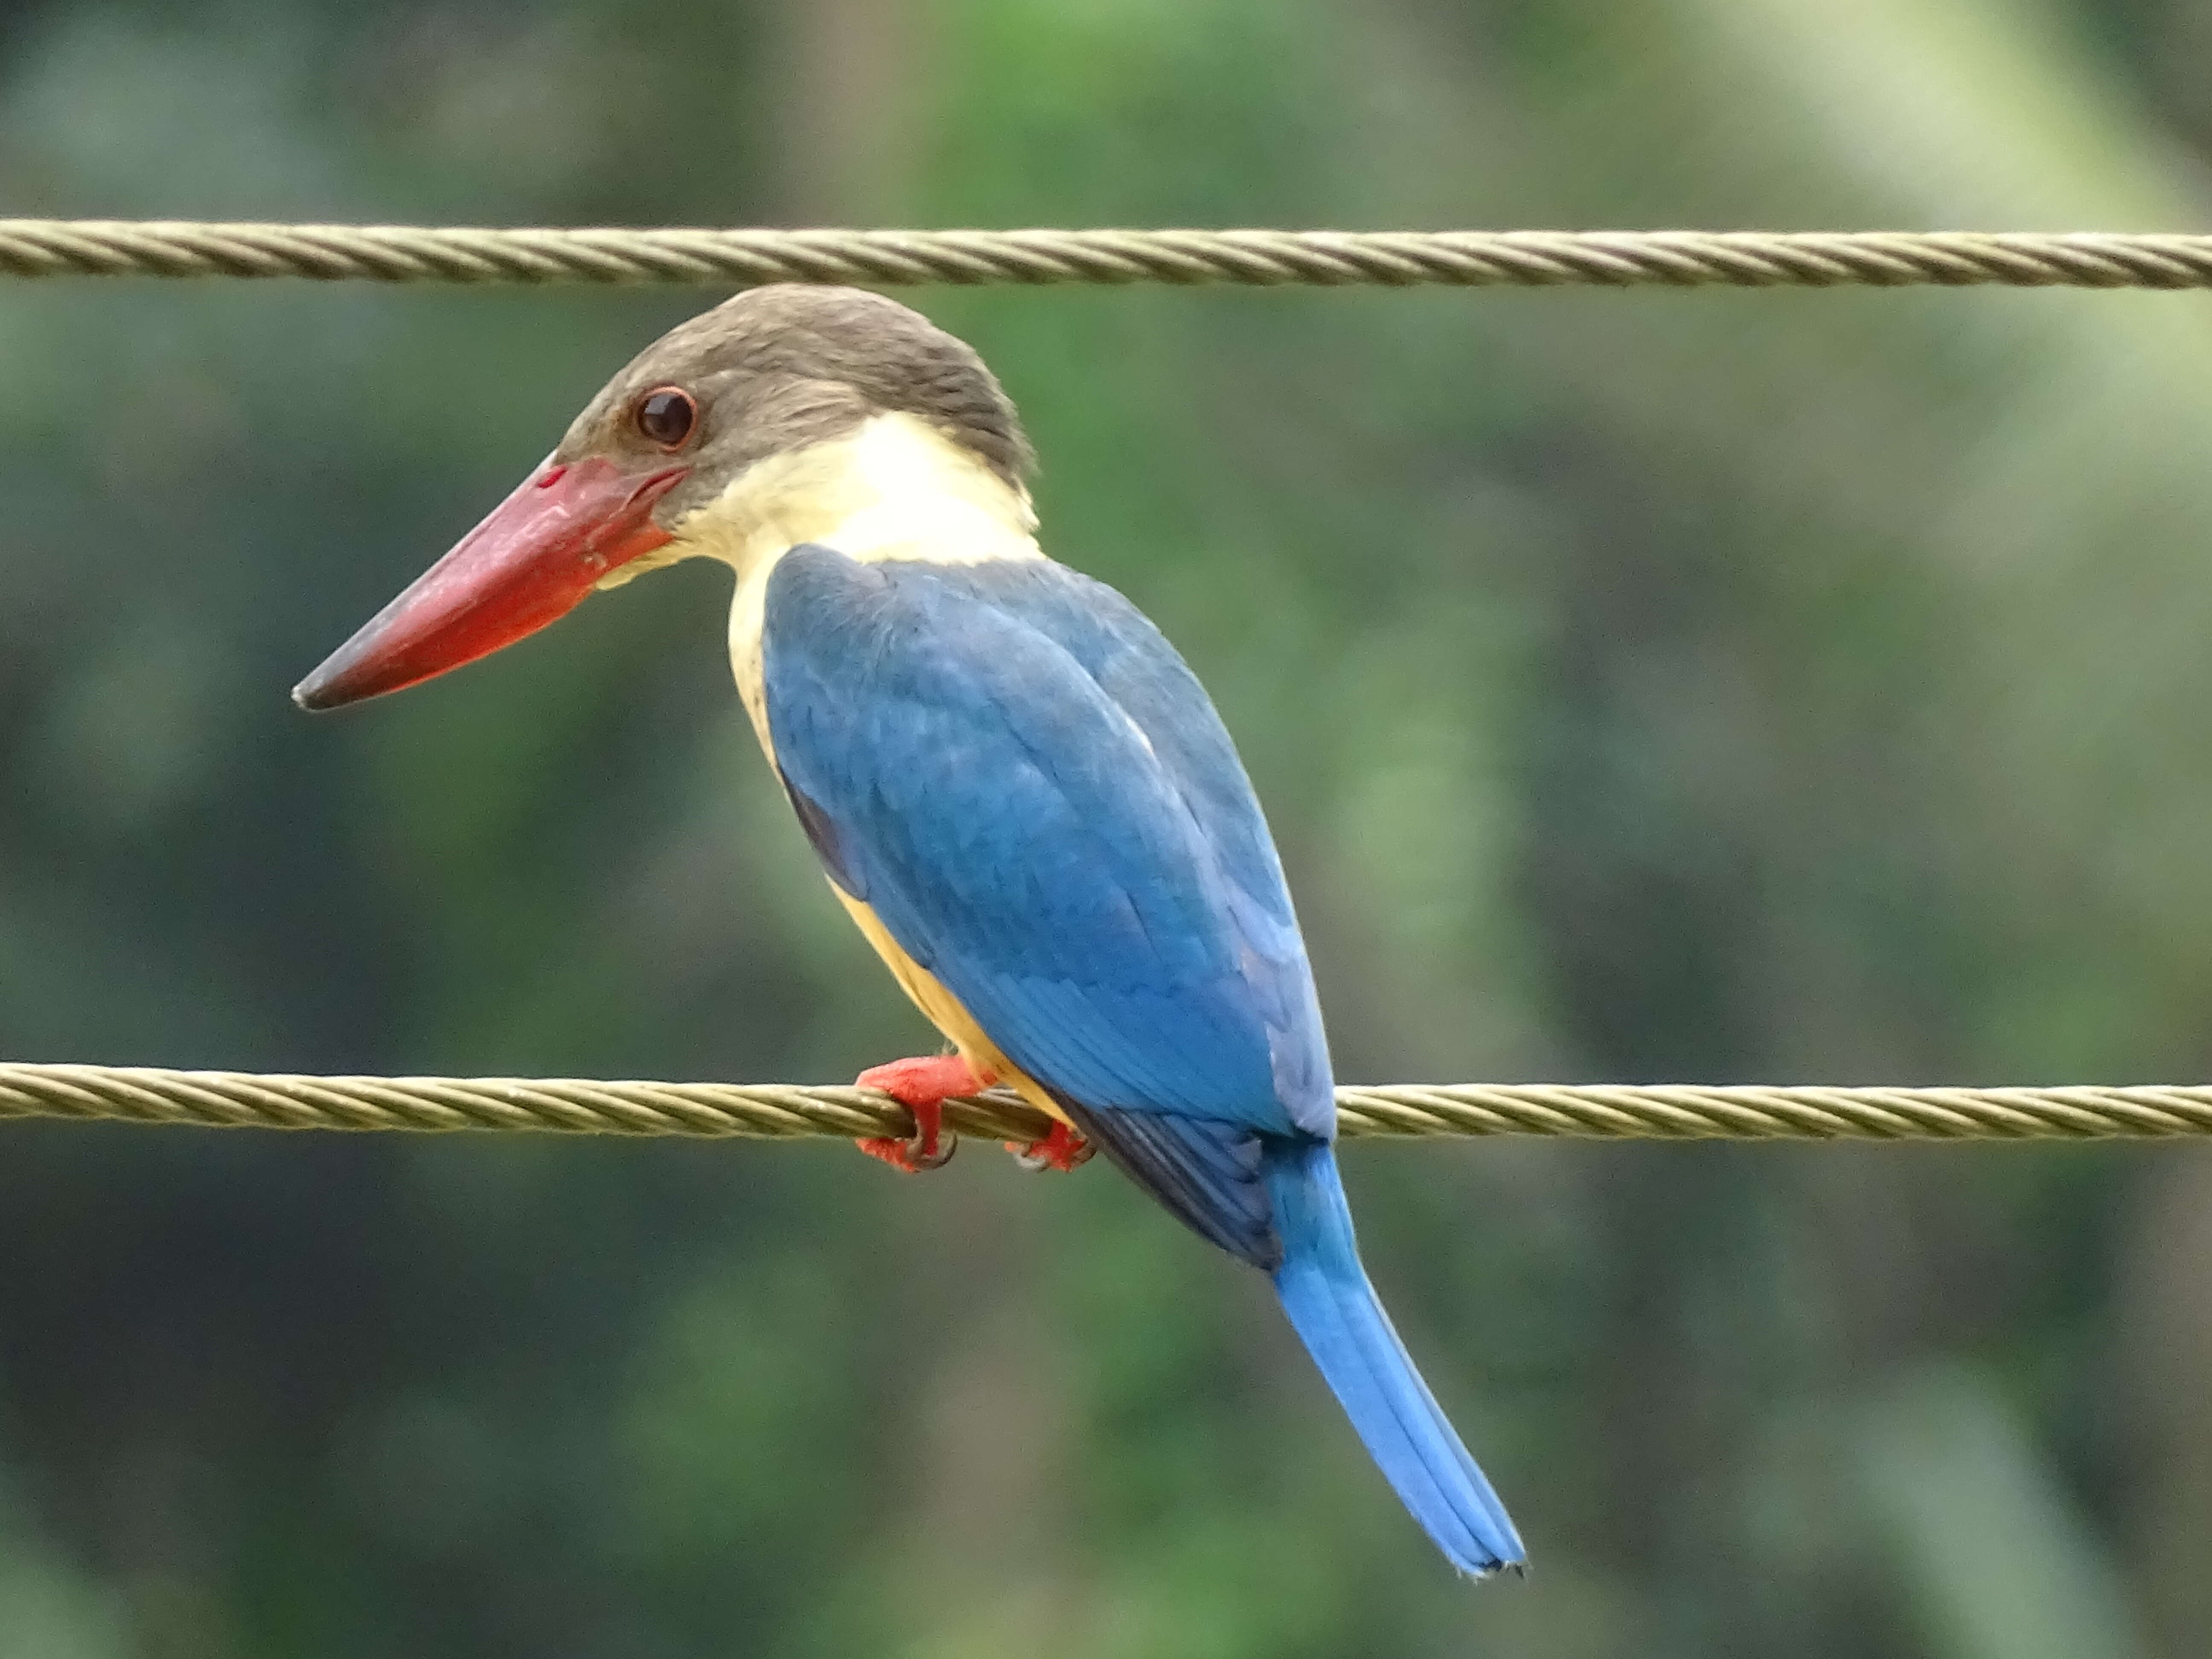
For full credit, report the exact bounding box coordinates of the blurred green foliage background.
[2,0,2211,1653]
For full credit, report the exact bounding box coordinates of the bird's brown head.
[292,286,1031,710]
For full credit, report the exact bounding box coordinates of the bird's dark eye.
[634,386,698,449]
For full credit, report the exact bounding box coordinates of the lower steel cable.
[3,1065,2209,1143]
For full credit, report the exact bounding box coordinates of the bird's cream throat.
[644,410,1041,590]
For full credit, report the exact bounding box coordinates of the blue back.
[761,547,1333,1141]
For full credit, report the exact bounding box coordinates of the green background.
[3,1,2210,1653]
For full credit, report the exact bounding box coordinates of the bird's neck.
[706,412,1042,754]
[680,411,1041,583]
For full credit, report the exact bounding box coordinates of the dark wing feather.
[1059,1099,1281,1269]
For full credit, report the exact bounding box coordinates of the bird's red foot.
[853,1055,987,1173]
[1008,1120,1093,1173]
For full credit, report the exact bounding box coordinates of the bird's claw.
[856,1126,955,1172]
[853,1054,984,1174]
[1007,1121,1092,1173]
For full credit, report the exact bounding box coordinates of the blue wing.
[763,547,1526,1574]
[761,546,1334,1155]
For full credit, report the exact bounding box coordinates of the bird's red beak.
[292,455,687,710]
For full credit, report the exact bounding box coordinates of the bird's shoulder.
[763,545,1282,903]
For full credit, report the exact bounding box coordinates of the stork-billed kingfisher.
[294,287,1524,1577]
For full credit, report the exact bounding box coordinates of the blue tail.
[1264,1138,1525,1577]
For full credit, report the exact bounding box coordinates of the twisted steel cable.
[5,1065,2211,1144]
[7,221,2212,288]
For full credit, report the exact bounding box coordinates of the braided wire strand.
[6,1065,2212,1144]
[6,222,2212,288]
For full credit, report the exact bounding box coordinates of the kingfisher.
[294,286,1524,1577]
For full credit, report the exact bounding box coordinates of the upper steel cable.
[5,222,2212,288]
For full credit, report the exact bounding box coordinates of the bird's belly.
[830,886,1070,1127]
